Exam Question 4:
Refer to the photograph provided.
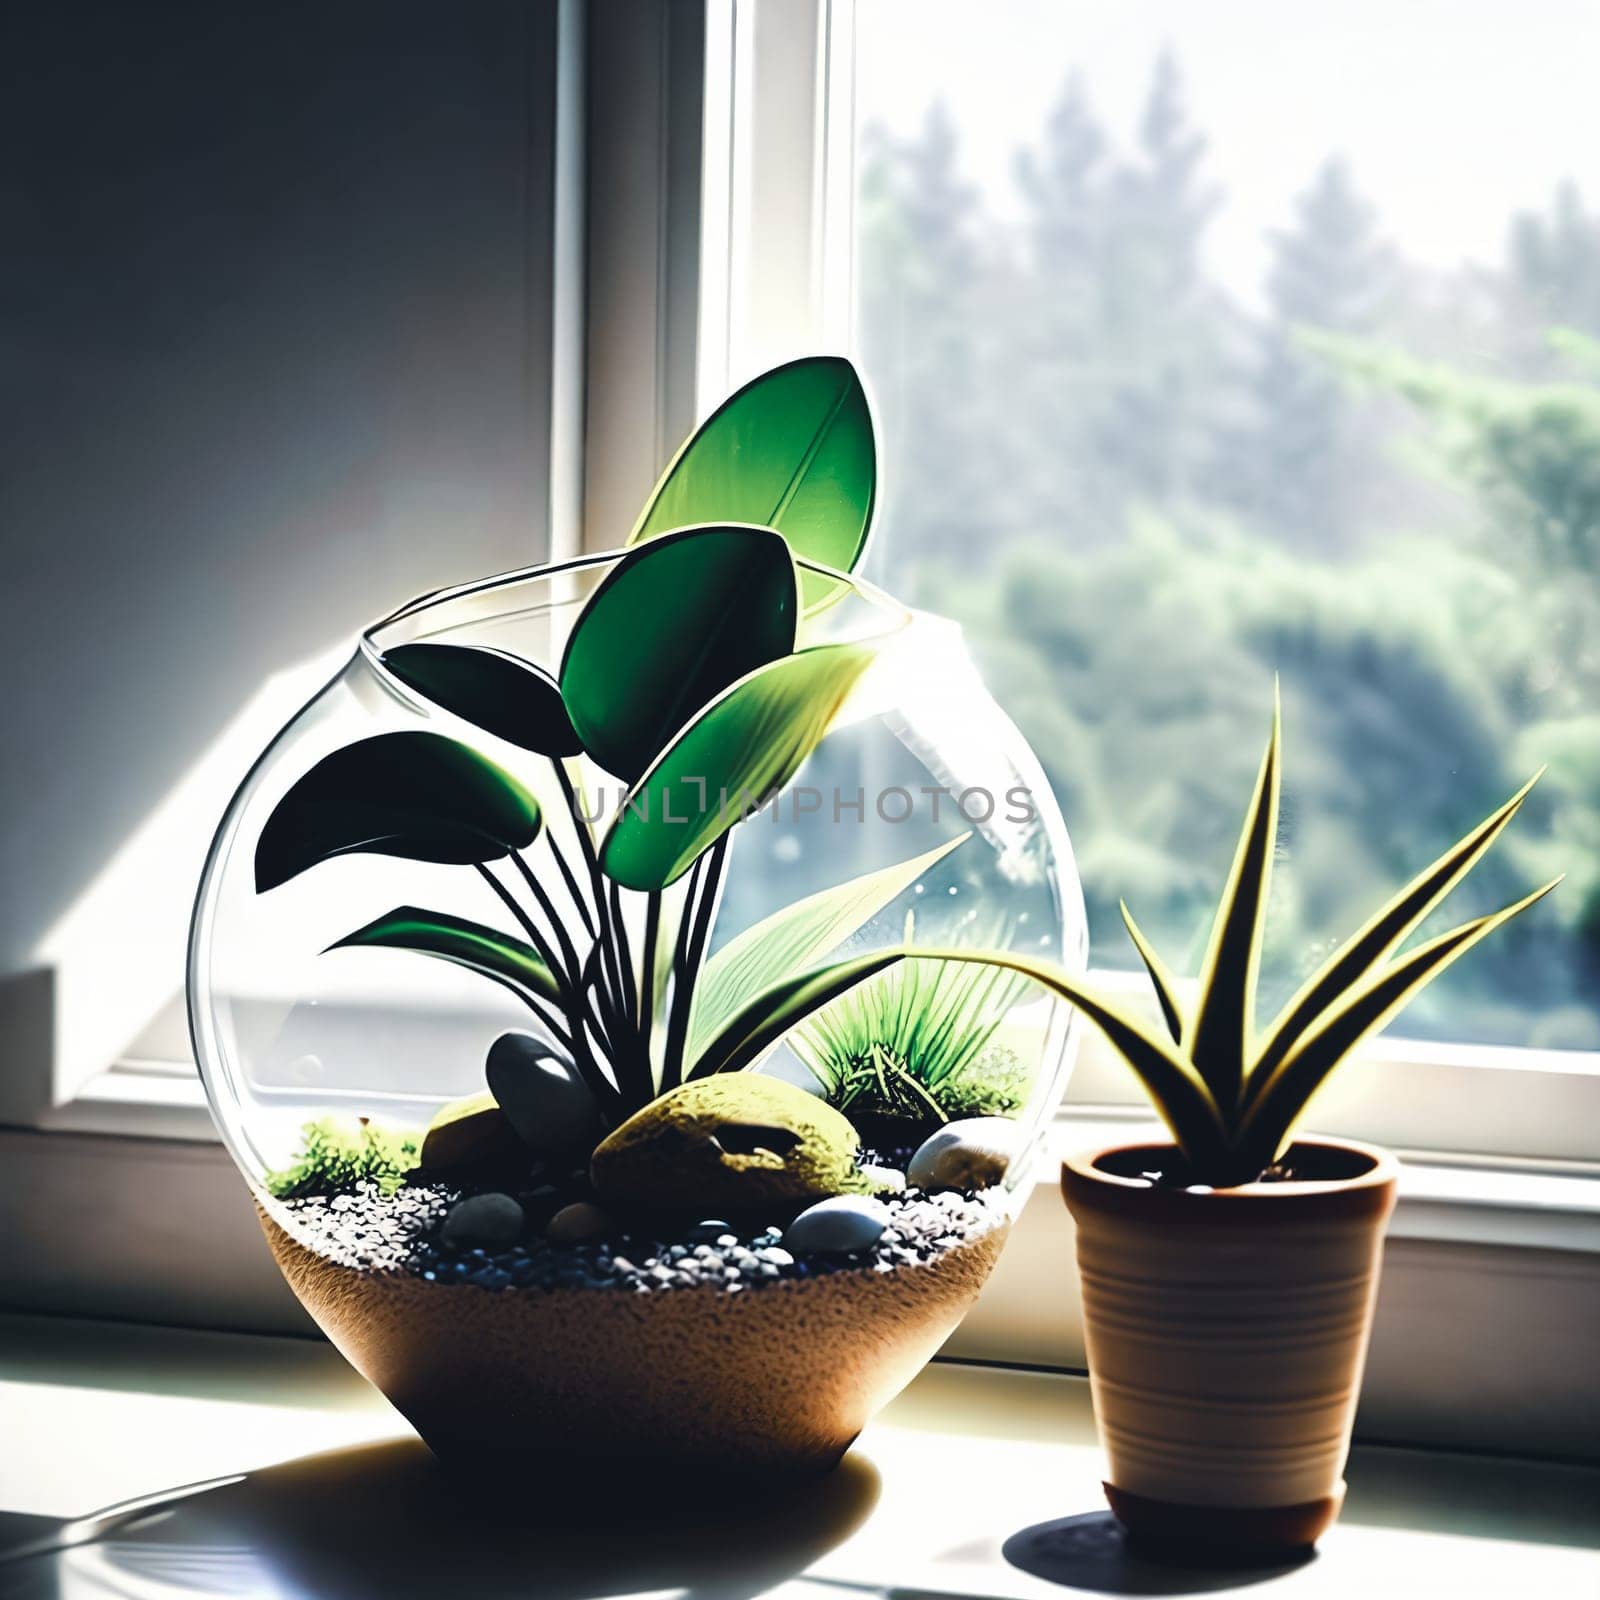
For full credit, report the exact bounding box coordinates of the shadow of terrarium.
[1003,1511,1314,1595]
[54,1437,881,1600]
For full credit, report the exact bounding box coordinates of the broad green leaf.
[599,642,875,891]
[1244,769,1544,1107]
[1120,900,1185,1043]
[690,946,1229,1167]
[559,525,798,782]
[1234,878,1560,1174]
[685,833,970,1067]
[381,642,581,756]
[327,906,561,1007]
[1183,691,1280,1114]
[628,356,876,609]
[254,732,542,892]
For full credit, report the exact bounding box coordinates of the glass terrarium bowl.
[188,546,1087,1473]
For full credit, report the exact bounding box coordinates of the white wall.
[0,2,566,1103]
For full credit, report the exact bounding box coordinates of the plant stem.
[579,956,621,1064]
[471,863,578,1052]
[660,837,730,1089]
[545,831,596,941]
[552,758,631,1026]
[510,849,586,1005]
[609,882,639,1023]
[638,890,662,1089]
[684,834,729,985]
[658,858,705,1093]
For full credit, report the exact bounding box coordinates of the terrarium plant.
[255,560,1004,1168]
[198,356,1085,1476]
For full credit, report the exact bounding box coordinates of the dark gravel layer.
[277,1182,1000,1294]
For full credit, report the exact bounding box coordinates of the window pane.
[851,0,1600,1051]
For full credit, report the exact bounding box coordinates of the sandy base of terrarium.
[261,1207,1009,1475]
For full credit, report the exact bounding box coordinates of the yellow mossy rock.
[591,1075,868,1214]
[417,1090,524,1176]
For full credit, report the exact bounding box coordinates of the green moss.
[590,1075,868,1213]
[264,1115,420,1200]
[935,1045,1031,1120]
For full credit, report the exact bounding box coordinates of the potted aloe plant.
[1050,695,1555,1553]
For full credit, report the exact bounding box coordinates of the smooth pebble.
[486,1033,602,1158]
[544,1201,612,1244]
[784,1195,891,1256]
[441,1192,524,1250]
[906,1117,1023,1192]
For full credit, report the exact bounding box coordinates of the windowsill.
[2,1311,1596,1594]
[32,1061,216,1142]
[31,1066,1600,1257]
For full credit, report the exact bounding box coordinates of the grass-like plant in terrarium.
[793,910,1032,1146]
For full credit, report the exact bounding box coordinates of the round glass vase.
[188,547,1087,1473]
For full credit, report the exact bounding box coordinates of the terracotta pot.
[261,1208,1008,1475]
[1060,1137,1398,1553]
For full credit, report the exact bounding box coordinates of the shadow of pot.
[261,1209,1008,1474]
[1060,1137,1399,1555]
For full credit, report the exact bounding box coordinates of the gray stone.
[486,1033,602,1159]
[860,1163,906,1194]
[544,1201,612,1244]
[441,1192,524,1250]
[783,1195,891,1256]
[906,1117,1024,1192]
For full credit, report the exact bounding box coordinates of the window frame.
[12,0,1598,1175]
[655,0,1600,1175]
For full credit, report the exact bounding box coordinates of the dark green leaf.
[1184,691,1280,1114]
[629,356,876,608]
[1234,878,1560,1174]
[559,525,798,782]
[381,642,581,756]
[328,906,561,1007]
[254,731,541,892]
[599,642,875,891]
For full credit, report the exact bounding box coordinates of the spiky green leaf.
[1244,769,1544,1106]
[1183,691,1281,1112]
[1234,878,1561,1173]
[1120,900,1185,1043]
